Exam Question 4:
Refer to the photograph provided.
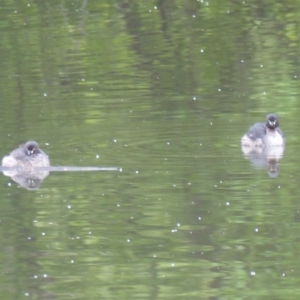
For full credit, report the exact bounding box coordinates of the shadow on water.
[0,166,121,190]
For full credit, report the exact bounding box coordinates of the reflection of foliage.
[1,0,299,117]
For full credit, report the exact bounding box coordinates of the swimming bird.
[1,141,50,168]
[241,114,284,147]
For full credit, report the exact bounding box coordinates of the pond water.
[0,1,300,299]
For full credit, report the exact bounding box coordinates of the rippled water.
[0,1,300,299]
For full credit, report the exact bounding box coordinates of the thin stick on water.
[48,166,121,172]
[0,166,122,172]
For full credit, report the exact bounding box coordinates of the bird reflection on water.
[241,146,284,178]
[1,141,120,190]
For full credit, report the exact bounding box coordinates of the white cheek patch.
[27,150,34,155]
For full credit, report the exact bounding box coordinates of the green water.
[0,1,299,299]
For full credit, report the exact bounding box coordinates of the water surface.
[0,1,299,299]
